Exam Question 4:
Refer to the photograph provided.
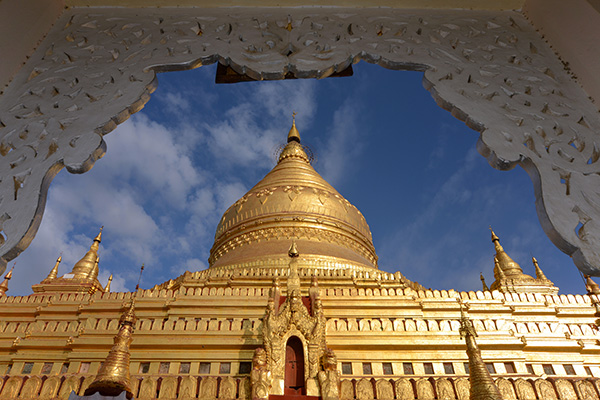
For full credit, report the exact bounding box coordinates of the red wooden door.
[284,336,305,395]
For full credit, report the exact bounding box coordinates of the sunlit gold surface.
[210,121,377,271]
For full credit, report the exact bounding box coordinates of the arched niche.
[0,7,599,276]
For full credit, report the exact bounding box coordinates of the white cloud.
[202,80,317,170]
[314,95,364,187]
[161,92,191,114]
[103,115,203,208]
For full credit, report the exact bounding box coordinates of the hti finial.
[135,264,145,292]
[287,112,301,143]
[480,273,489,291]
[489,226,499,242]
[94,226,104,242]
[288,241,299,258]
[5,262,15,280]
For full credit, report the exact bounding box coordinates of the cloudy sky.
[8,62,587,295]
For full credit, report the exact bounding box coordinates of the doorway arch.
[1,8,599,279]
[285,336,305,395]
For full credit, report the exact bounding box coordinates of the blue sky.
[9,62,587,295]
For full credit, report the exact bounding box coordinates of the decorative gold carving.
[495,378,516,399]
[199,376,218,399]
[158,376,178,399]
[534,379,558,399]
[395,378,415,400]
[219,376,236,400]
[340,380,354,400]
[435,378,455,400]
[238,377,251,400]
[178,376,197,399]
[454,378,471,400]
[375,379,394,400]
[555,378,577,399]
[250,348,271,400]
[138,377,158,399]
[514,378,536,400]
[575,380,599,400]
[20,376,42,398]
[415,378,435,399]
[39,376,62,398]
[59,376,82,399]
[356,378,374,400]
[1,377,23,398]
[318,349,341,400]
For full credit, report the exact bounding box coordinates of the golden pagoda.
[31,228,105,295]
[1,120,600,400]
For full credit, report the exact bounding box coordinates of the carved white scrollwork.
[1,8,600,274]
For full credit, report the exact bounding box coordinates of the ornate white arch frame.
[1,7,600,275]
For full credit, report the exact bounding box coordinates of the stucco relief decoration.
[0,8,600,274]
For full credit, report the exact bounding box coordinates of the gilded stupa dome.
[209,119,378,271]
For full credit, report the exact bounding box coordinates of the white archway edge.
[1,8,599,275]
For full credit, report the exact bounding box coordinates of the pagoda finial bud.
[105,274,113,293]
[287,112,301,143]
[5,263,14,280]
[89,256,100,280]
[532,256,548,281]
[480,273,489,291]
[288,241,299,258]
[494,257,506,280]
[0,263,15,297]
[490,226,499,242]
[95,226,104,243]
[532,256,546,280]
[46,256,62,280]
[584,275,600,295]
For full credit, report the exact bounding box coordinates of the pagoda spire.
[90,257,100,281]
[532,257,549,281]
[490,228,524,277]
[46,256,62,280]
[84,300,136,398]
[278,116,310,164]
[71,227,103,279]
[0,264,15,297]
[287,112,301,143]
[493,257,506,281]
[585,275,600,295]
[458,302,502,400]
[480,273,489,291]
[105,274,113,293]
